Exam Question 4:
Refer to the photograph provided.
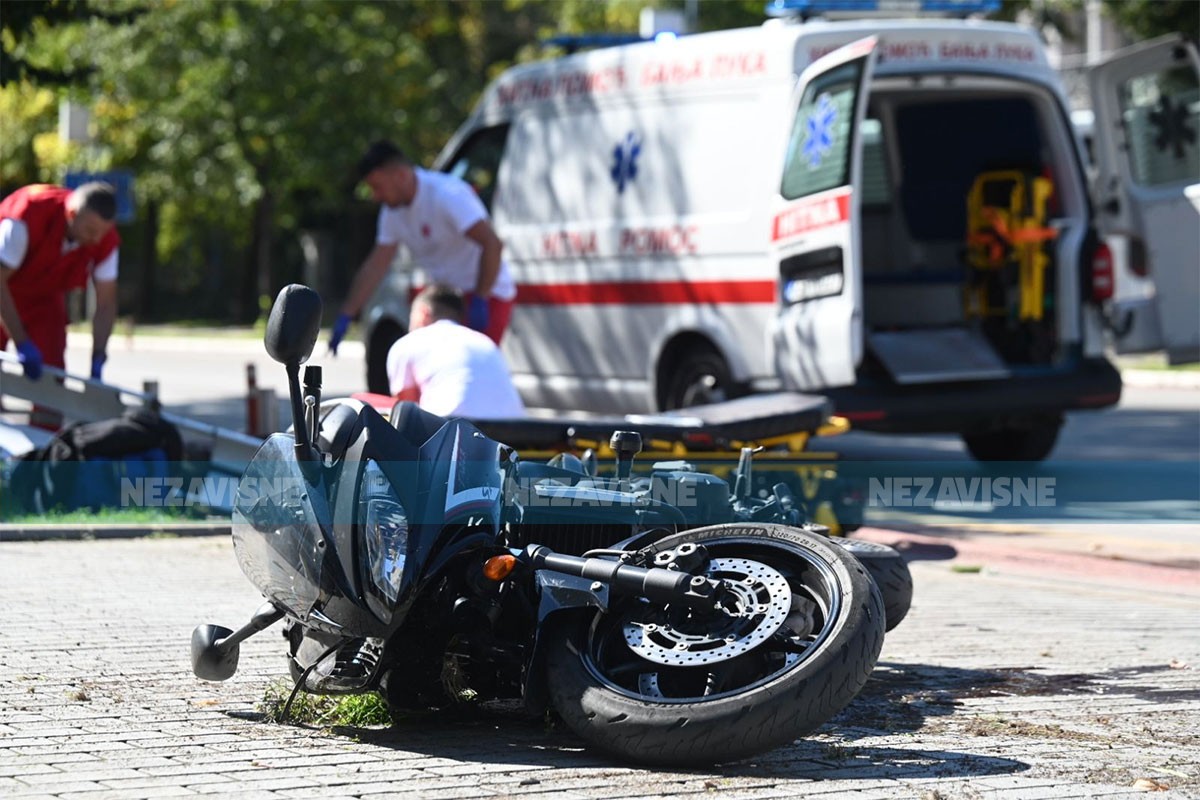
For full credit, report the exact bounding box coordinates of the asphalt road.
[64,334,1199,528]
[67,333,1200,463]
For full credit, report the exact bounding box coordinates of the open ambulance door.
[768,37,878,391]
[1088,34,1200,365]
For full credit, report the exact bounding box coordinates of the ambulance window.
[860,118,890,206]
[1118,65,1199,187]
[444,124,510,211]
[781,60,863,200]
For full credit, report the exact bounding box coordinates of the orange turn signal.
[482,554,518,582]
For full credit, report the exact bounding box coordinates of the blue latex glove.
[466,295,490,333]
[16,340,44,381]
[91,353,107,381]
[329,313,352,355]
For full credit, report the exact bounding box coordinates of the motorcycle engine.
[508,466,733,556]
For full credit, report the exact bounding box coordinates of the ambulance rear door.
[1088,34,1200,364]
[769,36,879,391]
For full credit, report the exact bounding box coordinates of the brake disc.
[621,557,792,667]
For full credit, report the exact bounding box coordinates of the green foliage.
[0,82,61,188]
[0,504,211,524]
[1,0,95,86]
[1101,0,1199,42]
[0,0,812,321]
[258,681,391,727]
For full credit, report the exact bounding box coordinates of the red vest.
[0,184,120,307]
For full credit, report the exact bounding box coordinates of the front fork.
[522,542,729,612]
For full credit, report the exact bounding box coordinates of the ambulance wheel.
[962,417,1061,462]
[366,319,406,395]
[661,348,734,410]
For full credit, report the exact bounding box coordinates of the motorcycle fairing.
[314,403,506,635]
[231,434,334,622]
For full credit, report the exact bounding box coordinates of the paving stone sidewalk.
[1,537,1197,800]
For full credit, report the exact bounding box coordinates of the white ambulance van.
[361,0,1199,461]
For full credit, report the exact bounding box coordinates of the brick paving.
[1,536,1197,800]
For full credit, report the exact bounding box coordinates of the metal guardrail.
[0,351,262,475]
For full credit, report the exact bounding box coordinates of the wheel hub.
[621,557,792,666]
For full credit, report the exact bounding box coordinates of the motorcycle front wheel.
[544,523,885,767]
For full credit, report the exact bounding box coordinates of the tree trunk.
[255,188,274,310]
[235,189,275,323]
[139,200,159,321]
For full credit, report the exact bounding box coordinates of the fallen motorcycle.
[192,284,891,767]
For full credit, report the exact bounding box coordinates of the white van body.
[361,18,1198,460]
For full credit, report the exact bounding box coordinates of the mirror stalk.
[286,363,318,462]
[304,366,323,449]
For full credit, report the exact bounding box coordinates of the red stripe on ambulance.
[771,190,851,242]
[517,280,775,305]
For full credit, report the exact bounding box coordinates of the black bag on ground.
[8,408,184,514]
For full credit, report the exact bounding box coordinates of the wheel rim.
[679,372,725,407]
[581,538,842,703]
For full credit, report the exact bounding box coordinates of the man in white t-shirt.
[387,284,525,419]
[329,140,516,354]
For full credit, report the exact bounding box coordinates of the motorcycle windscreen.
[232,433,330,620]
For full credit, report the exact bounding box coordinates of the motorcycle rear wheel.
[827,537,913,631]
[544,523,885,767]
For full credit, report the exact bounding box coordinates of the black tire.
[660,348,734,410]
[366,319,406,395]
[544,523,885,767]
[962,417,1062,462]
[827,538,912,632]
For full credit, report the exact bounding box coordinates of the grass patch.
[950,564,984,574]
[0,505,215,525]
[258,680,391,728]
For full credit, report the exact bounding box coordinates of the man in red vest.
[0,182,120,382]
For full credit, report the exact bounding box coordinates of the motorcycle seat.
[390,401,449,449]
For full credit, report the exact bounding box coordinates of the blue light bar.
[765,0,1001,18]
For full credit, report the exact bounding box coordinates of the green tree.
[1101,0,1199,42]
[7,0,769,321]
[69,0,561,321]
[2,0,94,86]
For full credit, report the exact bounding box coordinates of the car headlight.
[360,460,409,605]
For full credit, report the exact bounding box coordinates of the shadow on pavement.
[335,710,1030,781]
[834,660,1197,736]
[251,671,1031,782]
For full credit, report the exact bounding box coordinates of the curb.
[68,331,1195,388]
[0,522,231,542]
[1120,368,1200,390]
[851,525,1200,596]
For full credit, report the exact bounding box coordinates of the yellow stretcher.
[965,169,1058,322]
[533,415,856,533]
[353,391,864,534]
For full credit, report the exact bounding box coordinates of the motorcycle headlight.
[360,461,409,605]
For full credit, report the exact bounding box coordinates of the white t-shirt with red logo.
[376,168,515,301]
[387,319,526,419]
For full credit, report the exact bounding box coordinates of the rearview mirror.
[265,284,323,366]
